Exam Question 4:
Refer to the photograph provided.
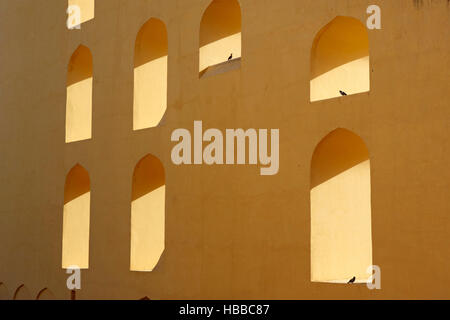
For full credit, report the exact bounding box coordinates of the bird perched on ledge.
[228,53,233,61]
[339,90,347,96]
[348,276,356,284]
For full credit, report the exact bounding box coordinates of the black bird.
[347,276,356,284]
[228,53,233,61]
[339,90,347,96]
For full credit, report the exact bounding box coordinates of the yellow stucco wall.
[0,0,449,299]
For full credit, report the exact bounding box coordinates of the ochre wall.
[0,0,449,299]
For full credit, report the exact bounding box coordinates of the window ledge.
[200,57,241,79]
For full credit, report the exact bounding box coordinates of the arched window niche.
[68,0,95,26]
[310,16,370,102]
[133,18,168,131]
[310,128,373,283]
[66,45,93,143]
[62,164,91,269]
[199,0,242,77]
[130,154,165,272]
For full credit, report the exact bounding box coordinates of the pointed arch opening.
[130,154,165,271]
[310,129,372,283]
[199,0,242,76]
[0,282,10,300]
[13,284,31,300]
[133,18,168,130]
[66,45,93,143]
[68,0,95,26]
[36,288,56,300]
[62,164,91,269]
[310,16,370,102]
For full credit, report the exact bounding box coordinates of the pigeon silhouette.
[347,276,356,284]
[228,53,233,61]
[339,90,347,96]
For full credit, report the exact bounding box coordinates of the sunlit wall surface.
[62,164,91,269]
[130,155,165,271]
[310,129,372,283]
[66,45,93,143]
[310,16,370,102]
[133,19,168,130]
[199,0,241,73]
[68,0,95,25]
